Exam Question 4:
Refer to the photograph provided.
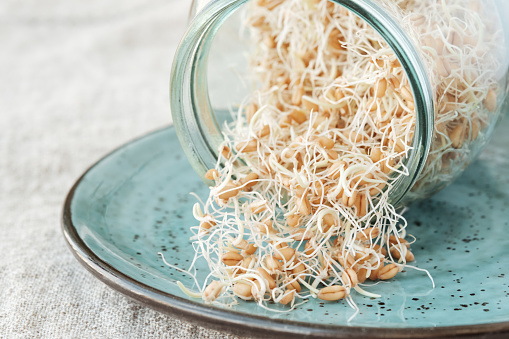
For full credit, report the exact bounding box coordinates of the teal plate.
[62,119,509,338]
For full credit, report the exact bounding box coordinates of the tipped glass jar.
[171,0,509,207]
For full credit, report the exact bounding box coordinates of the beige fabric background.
[0,0,242,337]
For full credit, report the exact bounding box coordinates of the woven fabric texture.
[0,1,243,337]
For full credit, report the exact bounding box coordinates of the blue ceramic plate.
[62,118,509,338]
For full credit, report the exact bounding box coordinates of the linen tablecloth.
[0,0,241,337]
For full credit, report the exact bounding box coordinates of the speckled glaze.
[62,117,509,338]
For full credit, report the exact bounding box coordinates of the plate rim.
[61,126,509,338]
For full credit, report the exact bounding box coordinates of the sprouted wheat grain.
[165,0,503,313]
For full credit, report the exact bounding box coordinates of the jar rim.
[171,0,435,207]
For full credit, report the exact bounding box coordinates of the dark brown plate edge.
[61,126,509,339]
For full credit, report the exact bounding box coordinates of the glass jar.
[171,0,509,207]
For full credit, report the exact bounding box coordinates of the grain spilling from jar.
[167,0,502,312]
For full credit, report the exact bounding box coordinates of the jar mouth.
[171,0,435,207]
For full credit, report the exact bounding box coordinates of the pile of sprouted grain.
[163,0,502,313]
